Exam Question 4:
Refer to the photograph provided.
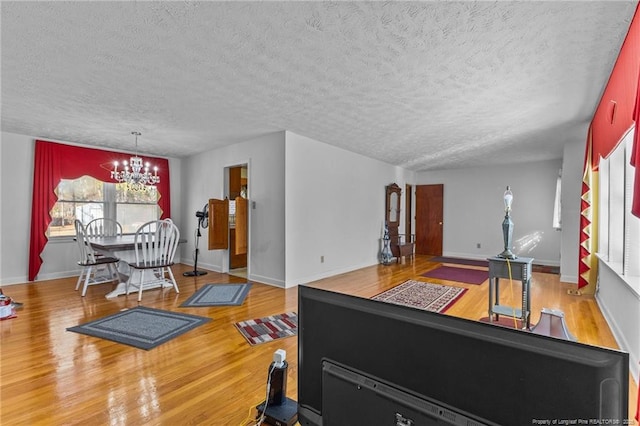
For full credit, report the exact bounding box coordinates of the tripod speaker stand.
[184,204,208,277]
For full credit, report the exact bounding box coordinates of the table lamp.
[498,186,517,259]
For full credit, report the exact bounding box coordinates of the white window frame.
[48,177,160,238]
[596,127,640,295]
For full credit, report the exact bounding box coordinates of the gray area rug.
[180,283,251,307]
[67,306,211,350]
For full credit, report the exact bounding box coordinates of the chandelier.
[111,131,160,191]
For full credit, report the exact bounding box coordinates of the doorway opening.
[227,164,249,279]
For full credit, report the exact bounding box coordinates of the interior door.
[234,196,248,255]
[415,184,443,256]
[208,198,229,250]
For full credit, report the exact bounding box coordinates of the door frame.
[405,183,413,238]
[222,161,251,275]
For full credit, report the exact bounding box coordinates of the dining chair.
[126,219,180,302]
[86,218,123,238]
[85,217,125,275]
[74,220,121,296]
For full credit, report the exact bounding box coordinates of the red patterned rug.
[234,312,297,346]
[371,280,467,313]
[422,265,488,285]
[430,256,489,268]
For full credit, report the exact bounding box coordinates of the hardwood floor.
[1,257,637,425]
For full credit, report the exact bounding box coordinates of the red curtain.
[632,68,640,218]
[579,3,640,288]
[635,75,640,424]
[28,140,171,281]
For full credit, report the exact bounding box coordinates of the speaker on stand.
[184,203,209,277]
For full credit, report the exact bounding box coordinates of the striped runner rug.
[234,312,297,346]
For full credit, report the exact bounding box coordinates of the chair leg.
[76,268,85,291]
[166,267,179,294]
[138,271,144,303]
[81,266,93,297]
[125,269,135,295]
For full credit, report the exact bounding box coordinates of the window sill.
[596,253,640,299]
[47,236,76,243]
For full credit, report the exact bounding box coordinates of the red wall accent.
[591,3,640,166]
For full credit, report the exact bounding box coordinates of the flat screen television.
[297,286,629,426]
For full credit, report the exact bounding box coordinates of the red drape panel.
[28,140,171,281]
[579,3,640,288]
[590,3,640,169]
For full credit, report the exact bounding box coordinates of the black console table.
[487,256,534,330]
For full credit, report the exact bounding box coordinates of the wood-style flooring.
[1,256,637,424]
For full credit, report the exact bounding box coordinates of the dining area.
[74,217,186,301]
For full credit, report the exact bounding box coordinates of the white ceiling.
[1,1,637,171]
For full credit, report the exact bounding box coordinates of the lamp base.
[183,270,208,277]
[497,249,517,260]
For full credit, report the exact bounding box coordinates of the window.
[48,175,160,237]
[597,127,640,282]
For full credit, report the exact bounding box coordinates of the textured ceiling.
[1,1,637,171]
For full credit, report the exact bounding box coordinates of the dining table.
[88,235,187,299]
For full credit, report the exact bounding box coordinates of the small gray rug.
[180,283,251,307]
[67,306,211,350]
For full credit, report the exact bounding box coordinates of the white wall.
[416,159,563,266]
[0,132,182,284]
[559,139,584,283]
[180,132,286,287]
[284,131,414,287]
[2,129,413,288]
[1,132,33,284]
[0,131,581,289]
